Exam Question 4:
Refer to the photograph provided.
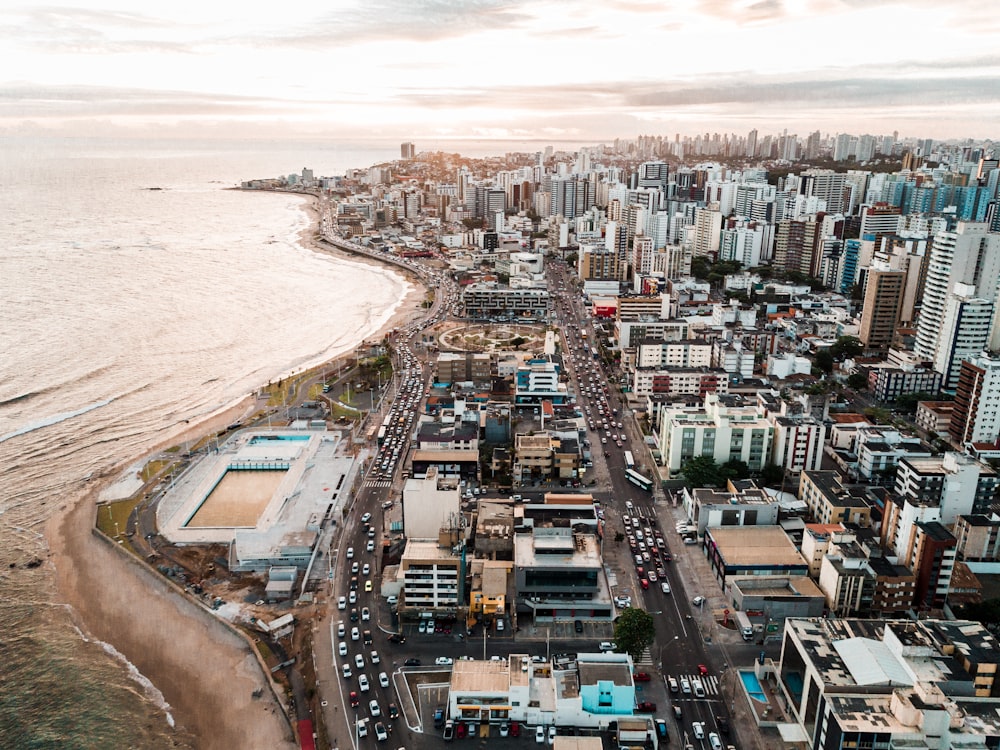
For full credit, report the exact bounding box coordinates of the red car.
[510,722,520,737]
[632,672,652,682]
[640,578,649,590]
[635,701,657,713]
[698,664,709,676]
[349,691,359,708]
[456,722,468,739]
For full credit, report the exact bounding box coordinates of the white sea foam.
[0,398,113,444]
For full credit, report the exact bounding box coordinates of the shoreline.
[44,193,429,749]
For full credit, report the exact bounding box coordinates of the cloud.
[252,0,533,48]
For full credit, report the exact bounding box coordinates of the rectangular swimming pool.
[739,670,767,702]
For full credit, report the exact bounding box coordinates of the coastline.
[44,194,429,749]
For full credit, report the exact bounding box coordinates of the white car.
[339,641,348,656]
[692,721,705,739]
[374,722,388,742]
[349,591,357,604]
[358,674,370,692]
[367,540,375,552]
[547,726,557,745]
[379,671,390,688]
[692,596,706,606]
[660,582,671,594]
[435,656,454,666]
[362,607,371,621]
[362,563,371,575]
[598,642,617,652]
[351,627,360,641]
[347,547,354,559]
[338,596,347,610]
[361,513,372,523]
[337,621,346,637]
[355,653,365,669]
[369,699,381,717]
[535,726,546,744]
[371,650,380,664]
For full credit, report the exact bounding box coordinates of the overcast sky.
[3,0,999,143]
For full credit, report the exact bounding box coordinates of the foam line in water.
[0,397,114,444]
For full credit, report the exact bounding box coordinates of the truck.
[734,610,754,640]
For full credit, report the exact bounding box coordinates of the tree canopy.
[614,608,656,662]
[679,455,721,488]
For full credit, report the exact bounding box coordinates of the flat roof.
[709,526,806,566]
[450,659,511,693]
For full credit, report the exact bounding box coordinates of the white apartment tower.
[914,223,1000,365]
[933,285,995,392]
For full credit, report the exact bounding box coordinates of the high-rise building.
[400,142,415,159]
[914,223,1000,365]
[802,169,847,214]
[692,207,723,259]
[774,217,823,277]
[859,266,905,353]
[933,284,994,392]
[950,353,1000,448]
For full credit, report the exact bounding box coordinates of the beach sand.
[45,196,428,750]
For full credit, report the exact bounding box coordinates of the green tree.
[829,336,863,359]
[719,460,750,483]
[813,349,834,375]
[679,455,721,488]
[613,608,656,662]
[510,336,527,349]
[847,372,868,391]
[758,463,785,486]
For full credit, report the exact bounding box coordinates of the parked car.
[635,701,656,713]
[443,720,454,741]
[535,726,545,744]
[404,658,421,667]
[435,656,454,666]
[547,726,557,745]
[499,723,510,737]
[574,619,583,634]
[692,595,706,606]
[632,672,651,682]
[510,721,520,737]
[456,722,467,739]
[598,642,617,652]
[433,707,446,727]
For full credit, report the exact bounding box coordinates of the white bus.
[623,451,635,470]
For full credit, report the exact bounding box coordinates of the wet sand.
[45,196,428,749]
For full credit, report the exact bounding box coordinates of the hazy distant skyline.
[3,0,999,144]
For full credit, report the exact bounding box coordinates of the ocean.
[0,136,415,749]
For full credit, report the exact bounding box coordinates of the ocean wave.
[71,624,176,728]
[0,398,114,444]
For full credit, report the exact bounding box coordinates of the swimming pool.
[740,670,767,702]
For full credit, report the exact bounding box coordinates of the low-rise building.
[703,526,809,588]
[797,471,872,527]
[630,366,727,398]
[462,282,550,320]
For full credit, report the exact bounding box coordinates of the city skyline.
[2,0,1000,143]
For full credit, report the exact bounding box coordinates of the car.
[715,715,730,734]
[547,726,557,745]
[388,703,398,719]
[379,671,390,688]
[660,582,671,594]
[574,619,584,634]
[633,555,643,566]
[692,721,705,739]
[375,722,388,742]
[338,621,346,638]
[352,627,360,641]
[347,547,354,559]
[349,590,357,604]
[355,653,365,669]
[614,596,632,608]
[339,641,348,656]
[368,650,380,666]
[435,656,454,666]
[684,537,698,545]
[693,679,706,697]
[359,674,370,692]
[433,707,446,727]
[499,723,510,737]
[367,540,375,552]
[387,633,406,644]
[362,563,371,575]
[365,579,373,593]
[357,719,368,738]
[511,722,520,737]
[351,561,360,574]
[361,513,372,524]
[342,663,353,679]
[633,672,651,682]
[668,676,679,693]
[535,726,546,744]
[338,596,347,610]
[418,620,427,634]
[647,571,657,583]
[635,701,656,713]
[655,719,668,739]
[640,578,649,590]
[496,618,504,632]
[708,732,723,750]
[349,691,359,708]
[362,607,371,621]
[598,642,617,652]
[698,664,709,676]
[404,658,421,667]
[672,704,682,719]
[364,630,373,645]
[369,699,381,717]
[386,595,398,607]
[692,596,706,606]
[681,678,691,694]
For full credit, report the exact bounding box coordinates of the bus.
[591,346,599,360]
[625,468,653,492]
[623,451,635,470]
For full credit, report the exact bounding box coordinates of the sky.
[2,0,999,144]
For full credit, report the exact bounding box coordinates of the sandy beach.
[44,197,428,750]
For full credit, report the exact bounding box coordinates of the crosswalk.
[672,674,721,696]
[365,479,392,488]
[634,648,654,667]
